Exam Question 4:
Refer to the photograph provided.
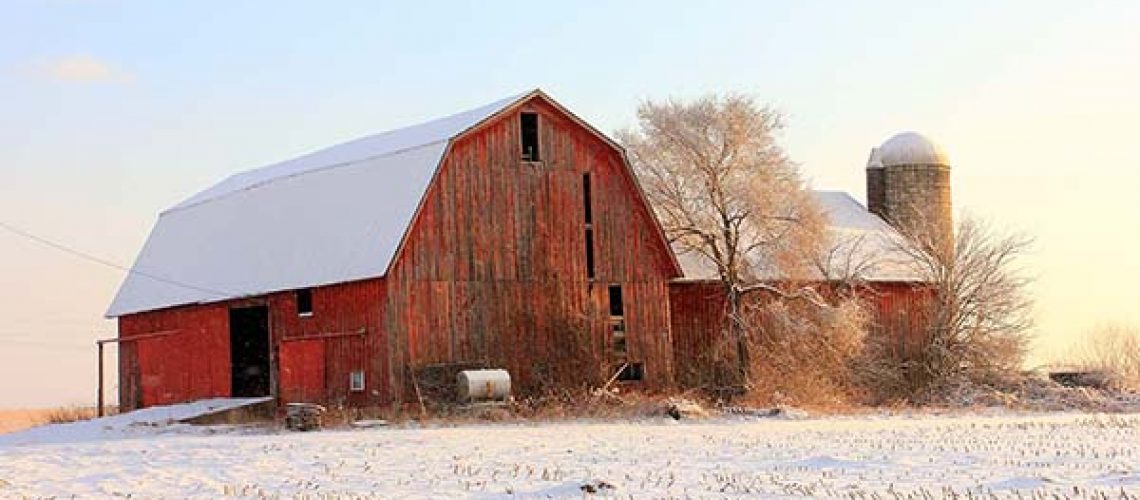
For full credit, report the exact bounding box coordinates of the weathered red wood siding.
[117,278,387,410]
[266,279,387,408]
[117,95,681,409]
[668,280,934,387]
[383,97,680,400]
[118,303,230,409]
[862,281,936,359]
[668,281,729,386]
[279,338,325,403]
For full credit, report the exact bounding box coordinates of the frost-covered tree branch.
[889,213,1035,392]
[617,94,834,384]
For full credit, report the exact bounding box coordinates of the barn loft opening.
[296,288,313,316]
[584,173,596,280]
[585,229,596,280]
[229,306,271,397]
[616,362,644,382]
[609,285,626,355]
[520,112,540,161]
[582,173,593,224]
[608,285,624,317]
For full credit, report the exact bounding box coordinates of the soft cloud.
[39,55,132,83]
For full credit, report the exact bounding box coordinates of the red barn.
[108,90,938,411]
[108,90,682,410]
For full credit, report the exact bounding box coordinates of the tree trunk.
[727,286,751,388]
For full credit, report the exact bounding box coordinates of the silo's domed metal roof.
[878,131,949,167]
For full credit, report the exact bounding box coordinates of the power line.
[0,220,232,298]
[0,331,113,347]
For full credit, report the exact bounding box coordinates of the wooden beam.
[97,341,105,417]
[280,328,367,343]
[95,330,178,416]
[97,329,179,345]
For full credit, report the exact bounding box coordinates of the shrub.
[743,289,871,407]
[1071,324,1140,391]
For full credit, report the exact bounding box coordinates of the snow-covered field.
[2,411,1139,498]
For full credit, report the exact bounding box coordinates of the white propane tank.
[457,369,511,402]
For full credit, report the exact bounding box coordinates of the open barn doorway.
[230,306,271,397]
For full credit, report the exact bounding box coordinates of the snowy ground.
[1,411,1139,498]
[0,397,270,446]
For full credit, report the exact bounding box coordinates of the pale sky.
[1,1,1138,408]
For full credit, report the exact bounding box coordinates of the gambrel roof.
[108,90,679,317]
[108,92,530,317]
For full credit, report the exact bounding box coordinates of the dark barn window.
[296,288,313,316]
[520,112,540,161]
[585,229,596,280]
[616,362,644,382]
[582,173,593,224]
[583,173,596,279]
[608,285,624,317]
[609,285,626,355]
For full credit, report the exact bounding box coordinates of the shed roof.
[673,191,924,283]
[107,92,532,317]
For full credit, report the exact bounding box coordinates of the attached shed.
[667,191,936,387]
[109,90,682,410]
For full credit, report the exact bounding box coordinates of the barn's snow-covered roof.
[811,191,924,281]
[673,191,923,283]
[107,92,531,317]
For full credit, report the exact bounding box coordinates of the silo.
[867,131,953,251]
[865,147,886,218]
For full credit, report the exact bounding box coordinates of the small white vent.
[349,371,365,392]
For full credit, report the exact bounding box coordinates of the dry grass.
[0,406,117,434]
[43,406,102,425]
[311,389,701,430]
[508,388,685,421]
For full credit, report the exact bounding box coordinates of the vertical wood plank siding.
[118,303,230,409]
[384,99,678,400]
[861,281,937,359]
[668,280,935,388]
[117,278,386,410]
[668,282,729,387]
[278,338,325,403]
[267,279,386,408]
[117,96,680,410]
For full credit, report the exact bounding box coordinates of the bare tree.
[617,94,827,383]
[808,230,906,291]
[888,215,1035,396]
[1072,324,1140,390]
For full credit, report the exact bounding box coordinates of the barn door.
[279,339,326,403]
[230,306,271,397]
